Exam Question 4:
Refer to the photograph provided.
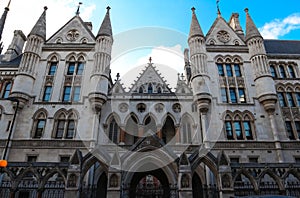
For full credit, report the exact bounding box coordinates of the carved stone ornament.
[217,30,231,43]
[119,103,129,113]
[66,29,80,41]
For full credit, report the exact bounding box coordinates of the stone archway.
[129,167,170,198]
[96,173,107,198]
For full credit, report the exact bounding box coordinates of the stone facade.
[0,4,300,198]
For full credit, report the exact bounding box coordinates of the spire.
[29,6,47,40]
[76,2,82,15]
[244,8,262,41]
[97,6,112,38]
[189,7,204,39]
[217,0,221,18]
[0,0,11,41]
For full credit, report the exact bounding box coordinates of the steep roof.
[244,8,262,41]
[29,7,47,40]
[188,7,204,39]
[97,6,113,38]
[264,40,300,55]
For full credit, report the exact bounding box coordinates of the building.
[0,2,300,198]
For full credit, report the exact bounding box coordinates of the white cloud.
[111,45,185,91]
[259,13,300,39]
[0,0,96,50]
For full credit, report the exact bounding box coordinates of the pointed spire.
[29,6,47,40]
[189,7,204,39]
[244,8,262,41]
[217,0,221,18]
[0,0,11,42]
[97,6,112,38]
[76,2,83,15]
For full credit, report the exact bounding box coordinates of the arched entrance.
[192,173,203,198]
[129,168,170,198]
[96,173,107,197]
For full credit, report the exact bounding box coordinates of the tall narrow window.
[226,64,233,77]
[48,62,57,75]
[63,86,71,102]
[238,88,246,103]
[279,65,286,78]
[225,121,233,140]
[2,82,11,98]
[270,65,277,78]
[234,64,241,77]
[229,88,237,103]
[243,121,253,140]
[76,62,84,75]
[296,93,300,107]
[148,83,153,93]
[34,120,46,138]
[217,64,225,76]
[157,87,162,94]
[286,93,295,107]
[286,121,295,140]
[278,93,286,107]
[109,119,119,144]
[234,121,243,140]
[67,62,75,75]
[43,86,52,101]
[73,86,81,102]
[221,88,228,103]
[288,65,296,78]
[56,120,65,139]
[66,120,75,139]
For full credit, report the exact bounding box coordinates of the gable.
[129,63,172,94]
[206,17,246,46]
[46,16,95,44]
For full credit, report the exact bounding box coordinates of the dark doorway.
[192,173,203,198]
[129,168,171,198]
[96,173,107,198]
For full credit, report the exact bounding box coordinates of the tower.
[89,6,113,112]
[10,7,47,107]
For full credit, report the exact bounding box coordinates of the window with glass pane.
[221,88,228,103]
[295,121,300,139]
[234,121,243,140]
[43,86,52,101]
[288,65,296,78]
[238,88,246,103]
[243,121,253,140]
[217,64,225,76]
[109,119,119,144]
[67,62,75,75]
[2,82,11,98]
[34,119,46,138]
[286,93,295,107]
[270,65,277,78]
[229,88,237,103]
[226,64,233,77]
[296,93,300,107]
[278,93,286,107]
[234,64,241,77]
[76,62,84,75]
[148,83,153,93]
[48,62,57,75]
[73,86,81,102]
[279,65,286,78]
[56,120,65,138]
[63,86,71,102]
[66,120,75,139]
[225,121,233,139]
[285,121,295,140]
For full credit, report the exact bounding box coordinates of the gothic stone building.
[0,4,300,198]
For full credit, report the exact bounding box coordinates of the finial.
[244,8,249,14]
[6,0,11,9]
[107,6,111,11]
[116,73,120,81]
[149,57,152,63]
[217,0,221,17]
[191,7,196,14]
[181,73,184,80]
[76,2,82,15]
[44,6,48,11]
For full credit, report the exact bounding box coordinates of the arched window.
[32,111,47,139]
[108,118,119,144]
[288,65,296,78]
[148,83,153,93]
[157,87,162,94]
[139,87,143,93]
[279,65,286,78]
[54,110,77,139]
[270,65,277,78]
[2,82,12,98]
[181,116,193,144]
[48,61,58,76]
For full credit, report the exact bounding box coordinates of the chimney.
[229,13,244,40]
[2,30,26,62]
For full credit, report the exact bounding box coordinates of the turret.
[2,30,26,62]
[229,13,244,40]
[244,8,277,113]
[10,7,47,107]
[0,0,11,53]
[188,7,211,112]
[89,6,113,112]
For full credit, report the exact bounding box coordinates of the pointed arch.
[181,113,195,144]
[258,169,284,191]
[40,168,66,189]
[232,169,258,191]
[32,109,48,138]
[46,53,60,61]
